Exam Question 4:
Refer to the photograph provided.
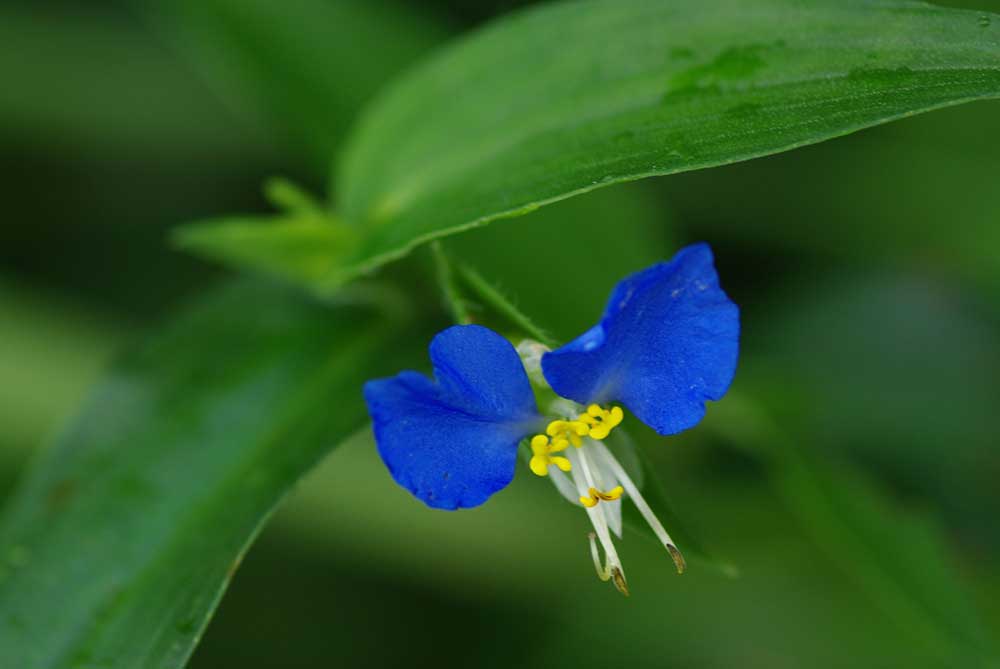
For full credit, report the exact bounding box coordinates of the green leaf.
[667,100,1000,282]
[173,214,356,288]
[0,4,262,160]
[0,281,127,453]
[173,178,363,291]
[706,395,993,666]
[129,0,451,168]
[0,280,424,669]
[330,0,1000,284]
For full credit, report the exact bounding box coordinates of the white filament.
[548,466,582,506]
[566,446,624,583]
[592,440,679,554]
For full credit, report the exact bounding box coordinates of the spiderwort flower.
[364,242,739,594]
[363,325,542,510]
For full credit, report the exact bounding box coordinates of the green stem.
[455,262,556,347]
[430,242,473,325]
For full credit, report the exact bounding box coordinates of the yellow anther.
[579,485,624,507]
[595,486,624,501]
[546,419,589,448]
[579,404,624,440]
[529,434,572,477]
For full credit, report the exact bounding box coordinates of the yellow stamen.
[578,404,624,440]
[529,434,572,477]
[528,407,623,476]
[546,419,589,447]
[579,485,624,507]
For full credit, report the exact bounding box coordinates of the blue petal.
[541,243,739,436]
[364,325,539,510]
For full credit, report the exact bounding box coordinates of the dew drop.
[979,15,991,27]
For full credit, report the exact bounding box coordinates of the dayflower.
[364,243,739,594]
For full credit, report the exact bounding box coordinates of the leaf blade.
[706,395,994,665]
[128,0,451,168]
[172,214,356,289]
[0,281,423,669]
[333,0,1000,283]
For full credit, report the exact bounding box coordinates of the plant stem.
[430,241,473,325]
[455,262,556,347]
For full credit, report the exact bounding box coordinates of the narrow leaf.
[706,395,993,666]
[331,0,1000,283]
[0,281,424,669]
[172,214,356,289]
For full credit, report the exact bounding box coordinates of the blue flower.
[541,243,739,436]
[364,325,542,510]
[364,242,739,592]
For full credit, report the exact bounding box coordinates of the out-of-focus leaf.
[0,280,425,669]
[615,433,738,577]
[131,0,452,169]
[707,396,993,667]
[325,0,1000,285]
[173,214,356,288]
[172,179,358,290]
[664,101,1000,282]
[0,281,128,454]
[747,272,1000,544]
[0,5,271,160]
[178,176,674,323]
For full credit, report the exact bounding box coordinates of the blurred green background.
[2,1,999,667]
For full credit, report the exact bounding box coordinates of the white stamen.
[588,532,610,581]
[568,447,628,594]
[545,441,623,532]
[592,440,687,574]
[548,466,582,505]
[574,444,599,492]
[602,495,624,539]
[580,437,624,538]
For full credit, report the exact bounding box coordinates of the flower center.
[528,404,624,478]
[513,340,684,593]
